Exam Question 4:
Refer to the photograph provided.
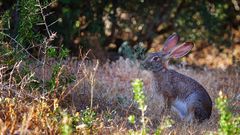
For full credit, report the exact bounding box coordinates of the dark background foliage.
[0,0,239,61]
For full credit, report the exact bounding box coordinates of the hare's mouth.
[140,62,148,70]
[140,63,147,70]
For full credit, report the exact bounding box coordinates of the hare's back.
[169,70,212,102]
[169,70,212,121]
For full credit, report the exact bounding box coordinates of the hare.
[142,33,212,122]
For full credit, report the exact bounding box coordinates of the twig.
[47,19,60,27]
[53,65,64,97]
[78,49,91,71]
[42,38,48,91]
[90,60,99,109]
[41,0,57,10]
[44,11,55,17]
[36,0,51,37]
[9,61,22,89]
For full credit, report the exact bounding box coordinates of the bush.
[216,91,240,135]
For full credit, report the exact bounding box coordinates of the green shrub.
[60,112,73,135]
[129,79,147,135]
[81,107,96,128]
[18,0,43,46]
[216,91,240,135]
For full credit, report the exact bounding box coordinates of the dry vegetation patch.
[0,58,239,134]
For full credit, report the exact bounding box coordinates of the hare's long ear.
[162,33,180,53]
[168,42,194,59]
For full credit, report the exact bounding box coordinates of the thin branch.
[42,0,57,10]
[36,22,46,26]
[47,19,60,27]
[42,38,48,91]
[9,61,22,88]
[36,0,51,37]
[44,11,55,17]
[90,60,99,109]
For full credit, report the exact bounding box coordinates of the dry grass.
[0,58,239,134]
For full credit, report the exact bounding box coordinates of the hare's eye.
[151,56,160,61]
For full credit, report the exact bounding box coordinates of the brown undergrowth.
[0,58,239,134]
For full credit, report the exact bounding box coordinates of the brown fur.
[142,33,212,122]
[154,70,212,122]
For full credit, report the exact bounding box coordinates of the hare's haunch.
[142,33,212,122]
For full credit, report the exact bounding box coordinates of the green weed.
[216,91,240,135]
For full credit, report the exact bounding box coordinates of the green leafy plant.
[128,115,136,124]
[59,110,80,135]
[154,116,174,135]
[129,79,147,135]
[48,64,61,92]
[216,91,240,135]
[18,0,43,46]
[46,45,71,93]
[60,111,73,135]
[59,46,70,59]
[81,107,96,128]
[47,45,70,60]
[47,47,58,58]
